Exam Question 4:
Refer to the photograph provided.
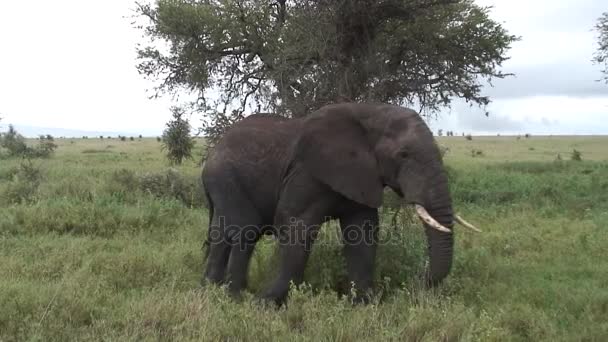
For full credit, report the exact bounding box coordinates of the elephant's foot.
[257,287,289,308]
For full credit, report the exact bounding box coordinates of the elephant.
[201,102,480,305]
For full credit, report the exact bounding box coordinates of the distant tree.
[100,135,104,139]
[135,0,518,143]
[437,129,444,137]
[130,137,135,141]
[139,134,143,139]
[161,107,195,165]
[120,136,126,142]
[156,137,162,142]
[594,12,608,82]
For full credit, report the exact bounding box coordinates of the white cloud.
[0,0,177,134]
[0,0,607,135]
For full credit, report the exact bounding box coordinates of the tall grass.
[0,137,607,340]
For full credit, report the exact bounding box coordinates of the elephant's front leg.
[339,206,379,304]
[260,214,323,305]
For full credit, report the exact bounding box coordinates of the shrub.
[471,149,484,157]
[0,124,28,156]
[0,126,57,158]
[0,159,43,204]
[156,137,162,142]
[571,149,582,161]
[161,107,195,165]
[120,136,126,142]
[130,137,135,141]
[31,135,58,158]
[465,134,473,141]
[110,168,206,208]
[139,134,143,139]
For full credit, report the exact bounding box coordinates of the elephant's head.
[296,103,480,286]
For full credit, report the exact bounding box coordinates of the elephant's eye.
[397,150,409,159]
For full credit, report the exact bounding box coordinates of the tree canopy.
[594,12,608,83]
[135,0,518,140]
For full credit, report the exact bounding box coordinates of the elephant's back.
[203,115,300,222]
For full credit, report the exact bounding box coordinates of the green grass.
[0,135,607,341]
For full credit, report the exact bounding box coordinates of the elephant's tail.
[202,185,214,262]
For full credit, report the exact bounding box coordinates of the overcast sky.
[0,0,607,136]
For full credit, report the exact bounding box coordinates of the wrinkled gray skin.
[202,103,454,305]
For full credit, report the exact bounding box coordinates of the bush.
[465,134,473,141]
[110,168,206,208]
[156,137,162,142]
[0,159,43,204]
[120,136,126,142]
[0,125,28,156]
[31,135,58,158]
[130,137,135,141]
[161,107,195,165]
[571,149,582,161]
[471,149,484,157]
[0,126,57,158]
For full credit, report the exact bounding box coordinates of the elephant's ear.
[295,112,384,208]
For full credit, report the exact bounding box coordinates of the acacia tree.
[135,0,518,142]
[595,12,608,82]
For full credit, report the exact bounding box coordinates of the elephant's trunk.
[421,172,454,287]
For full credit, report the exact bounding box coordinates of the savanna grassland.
[0,135,607,341]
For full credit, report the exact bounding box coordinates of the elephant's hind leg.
[203,186,263,296]
[204,212,232,285]
[225,222,264,297]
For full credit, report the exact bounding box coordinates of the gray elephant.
[201,102,479,305]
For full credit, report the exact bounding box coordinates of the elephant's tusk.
[455,214,482,232]
[414,205,452,233]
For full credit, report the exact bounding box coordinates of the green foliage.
[161,107,195,165]
[135,0,518,140]
[594,12,608,82]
